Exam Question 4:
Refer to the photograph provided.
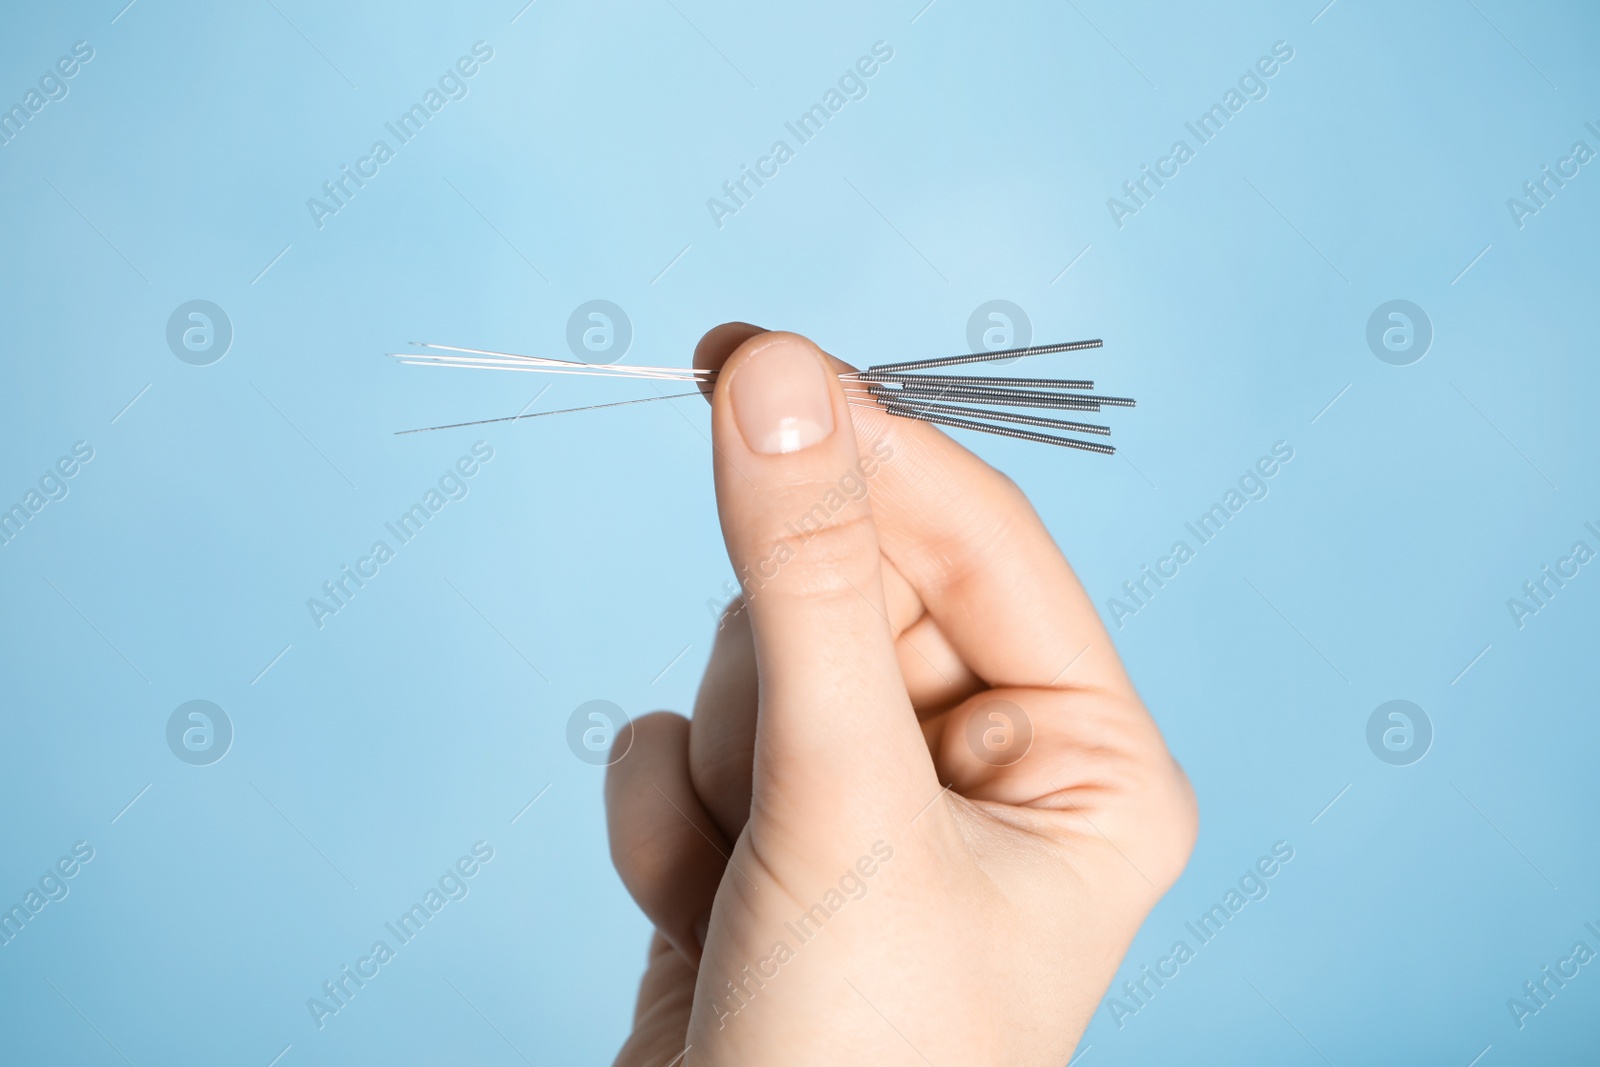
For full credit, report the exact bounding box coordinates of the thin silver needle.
[396,392,703,435]
[851,373,1095,391]
[394,337,1130,455]
[408,343,716,377]
[396,358,709,383]
[866,338,1103,374]
[867,382,1134,408]
[864,383,1105,412]
[869,398,1112,436]
[410,341,587,366]
[850,400,1116,454]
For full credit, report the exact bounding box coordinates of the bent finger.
[688,600,760,841]
[840,396,1132,696]
[605,712,728,966]
[612,933,694,1067]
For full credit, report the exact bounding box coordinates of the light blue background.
[2,0,1597,1063]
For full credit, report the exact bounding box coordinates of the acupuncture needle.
[400,358,1112,400]
[400,347,1109,395]
[404,341,1105,385]
[396,392,705,434]
[844,385,1113,437]
[396,353,716,380]
[397,382,1113,438]
[406,344,722,380]
[408,342,592,367]
[392,336,1130,454]
[852,373,1096,391]
[396,358,713,384]
[848,401,1116,454]
[865,338,1103,374]
[869,382,1134,408]
[400,390,1115,449]
[865,399,1112,436]
[866,387,1103,412]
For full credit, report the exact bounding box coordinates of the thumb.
[709,332,935,832]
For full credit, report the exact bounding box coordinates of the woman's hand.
[605,325,1196,1066]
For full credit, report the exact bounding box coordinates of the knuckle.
[1127,752,1199,888]
[739,506,880,600]
[1163,762,1200,858]
[1048,698,1198,889]
[906,478,1031,592]
[606,710,681,769]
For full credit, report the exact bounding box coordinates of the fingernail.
[731,337,835,455]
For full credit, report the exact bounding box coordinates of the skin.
[605,324,1197,1066]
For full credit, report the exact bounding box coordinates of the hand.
[605,325,1196,1065]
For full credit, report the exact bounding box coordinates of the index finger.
[849,397,1131,695]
